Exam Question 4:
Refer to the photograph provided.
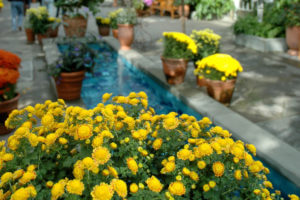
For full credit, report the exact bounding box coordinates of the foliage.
[284,3,300,27]
[190,29,221,62]
[108,9,123,29]
[0,50,21,101]
[192,0,234,20]
[194,54,243,81]
[116,8,138,25]
[162,32,197,59]
[26,7,61,34]
[95,16,110,26]
[0,92,298,199]
[48,41,96,77]
[55,0,105,16]
[173,0,193,6]
[233,14,285,38]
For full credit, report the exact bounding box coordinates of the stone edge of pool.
[42,37,300,188]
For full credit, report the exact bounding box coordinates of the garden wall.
[235,34,287,52]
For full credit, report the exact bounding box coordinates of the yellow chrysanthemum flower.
[66,179,85,195]
[212,161,225,177]
[130,183,138,193]
[111,179,127,198]
[146,176,163,193]
[234,170,242,181]
[127,157,138,175]
[91,183,114,200]
[177,148,192,160]
[163,117,179,130]
[152,138,163,150]
[51,182,65,200]
[168,181,186,196]
[75,124,93,140]
[92,147,111,165]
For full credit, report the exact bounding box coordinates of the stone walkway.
[0,0,300,154]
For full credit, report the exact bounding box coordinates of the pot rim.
[117,24,134,28]
[63,15,87,20]
[0,93,20,106]
[161,55,189,62]
[58,70,86,77]
[205,78,236,83]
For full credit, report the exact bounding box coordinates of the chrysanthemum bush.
[0,92,299,200]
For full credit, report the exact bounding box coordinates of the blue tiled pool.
[58,42,300,197]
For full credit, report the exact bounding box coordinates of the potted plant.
[1,92,295,199]
[194,53,243,105]
[117,8,138,50]
[0,50,21,135]
[136,0,153,16]
[96,16,111,36]
[174,0,192,18]
[161,32,197,85]
[190,29,221,87]
[55,0,104,37]
[28,7,61,44]
[48,41,96,100]
[109,9,123,39]
[24,8,36,44]
[284,2,300,56]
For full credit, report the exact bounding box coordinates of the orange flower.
[0,68,20,88]
[0,50,21,69]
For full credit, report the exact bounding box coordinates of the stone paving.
[0,0,300,153]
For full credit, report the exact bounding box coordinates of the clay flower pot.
[0,93,20,135]
[178,4,190,18]
[55,70,85,100]
[98,24,110,36]
[25,28,35,44]
[47,27,59,38]
[37,33,48,45]
[205,79,236,105]
[118,24,134,50]
[286,26,300,56]
[63,15,87,37]
[196,76,207,87]
[112,29,118,39]
[161,56,189,85]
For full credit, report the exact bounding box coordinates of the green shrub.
[192,0,234,20]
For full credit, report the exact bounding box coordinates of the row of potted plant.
[24,7,61,44]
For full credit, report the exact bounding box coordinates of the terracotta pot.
[0,93,20,135]
[286,26,300,56]
[37,34,48,45]
[178,5,190,18]
[161,56,189,85]
[112,29,118,39]
[136,9,150,17]
[196,76,207,87]
[47,27,59,38]
[63,15,87,37]
[206,79,236,105]
[113,0,117,7]
[98,25,110,36]
[118,24,134,50]
[25,28,35,44]
[55,70,85,100]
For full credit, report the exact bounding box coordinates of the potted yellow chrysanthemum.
[161,32,197,85]
[96,16,111,36]
[194,53,243,104]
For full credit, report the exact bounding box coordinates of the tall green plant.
[192,0,234,20]
[55,0,105,16]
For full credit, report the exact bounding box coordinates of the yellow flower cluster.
[0,0,4,8]
[48,17,61,23]
[96,16,111,25]
[194,53,243,81]
[26,7,48,19]
[191,29,221,49]
[108,8,122,19]
[163,32,198,54]
[0,92,298,200]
